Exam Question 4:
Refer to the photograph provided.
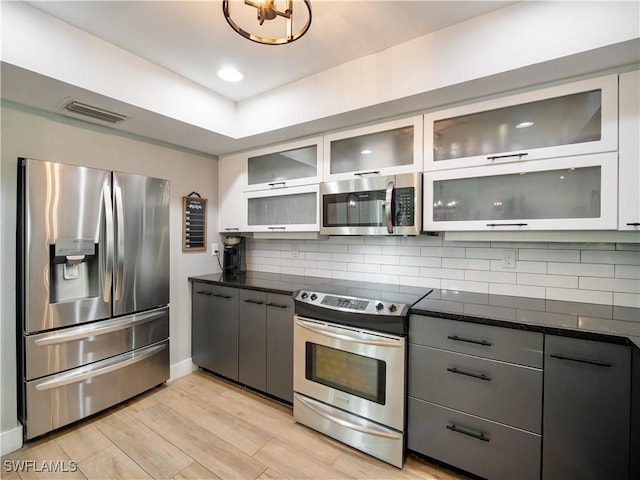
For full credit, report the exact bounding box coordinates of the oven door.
[293,315,406,431]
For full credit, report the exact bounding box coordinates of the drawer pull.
[550,353,612,368]
[244,299,264,305]
[447,367,491,382]
[196,290,213,296]
[446,424,490,442]
[486,223,528,227]
[626,222,640,226]
[447,335,492,347]
[266,302,289,309]
[487,153,528,161]
[213,293,232,299]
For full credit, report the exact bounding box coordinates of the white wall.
[0,101,220,453]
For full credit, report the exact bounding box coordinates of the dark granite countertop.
[189,271,640,348]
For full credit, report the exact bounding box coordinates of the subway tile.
[327,236,365,245]
[381,245,421,256]
[251,249,282,258]
[318,243,348,254]
[548,242,614,250]
[363,254,400,265]
[348,263,380,274]
[517,273,578,289]
[296,243,320,252]
[465,248,503,260]
[442,240,491,248]
[386,265,420,277]
[304,252,333,261]
[420,267,464,280]
[316,261,347,271]
[370,273,400,285]
[441,279,489,294]
[280,266,305,276]
[403,235,443,247]
[466,270,516,284]
[615,265,640,279]
[578,316,640,337]
[441,290,488,305]
[464,303,516,321]
[490,241,547,249]
[332,270,364,282]
[291,259,318,268]
[579,277,640,294]
[617,243,640,251]
[545,299,612,318]
[547,262,614,277]
[581,250,640,265]
[421,246,465,258]
[546,287,612,305]
[519,248,580,263]
[399,276,441,289]
[402,256,441,268]
[255,264,281,274]
[304,268,333,278]
[489,283,546,299]
[333,253,363,263]
[516,309,577,328]
[490,260,547,274]
[348,244,382,255]
[364,236,402,246]
[613,305,640,322]
[614,293,640,308]
[490,295,546,311]
[442,258,491,270]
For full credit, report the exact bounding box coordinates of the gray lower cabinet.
[265,293,294,403]
[239,290,267,391]
[191,282,239,381]
[543,335,632,480]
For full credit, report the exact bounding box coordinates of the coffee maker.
[223,236,246,276]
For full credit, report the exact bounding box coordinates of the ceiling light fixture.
[515,121,535,129]
[217,67,244,82]
[222,0,312,45]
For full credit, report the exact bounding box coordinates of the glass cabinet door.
[244,137,322,191]
[245,185,319,232]
[324,116,423,181]
[424,153,617,231]
[424,75,618,171]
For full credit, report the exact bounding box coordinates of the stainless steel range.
[293,284,431,468]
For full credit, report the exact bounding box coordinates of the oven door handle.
[385,180,394,234]
[296,394,401,440]
[295,319,402,347]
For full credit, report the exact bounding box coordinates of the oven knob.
[300,292,308,299]
[310,293,318,301]
[388,304,397,313]
[375,302,384,311]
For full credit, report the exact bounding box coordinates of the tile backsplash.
[246,235,640,308]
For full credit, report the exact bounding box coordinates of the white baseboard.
[1,424,23,455]
[170,358,197,380]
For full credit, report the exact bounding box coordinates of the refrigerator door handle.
[114,184,125,301]
[103,183,114,303]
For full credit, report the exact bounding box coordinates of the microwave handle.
[385,181,394,234]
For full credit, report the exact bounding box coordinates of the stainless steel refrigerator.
[17,158,170,439]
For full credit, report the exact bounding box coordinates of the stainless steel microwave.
[320,173,422,235]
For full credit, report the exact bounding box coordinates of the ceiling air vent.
[62,100,128,124]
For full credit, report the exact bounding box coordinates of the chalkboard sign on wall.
[182,194,207,252]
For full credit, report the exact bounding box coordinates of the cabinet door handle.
[626,222,640,226]
[266,302,289,309]
[447,367,491,382]
[354,170,381,176]
[196,290,213,296]
[212,293,232,299]
[487,153,528,161]
[268,226,286,230]
[224,227,240,231]
[550,353,612,368]
[447,335,492,347]
[244,299,264,305]
[486,223,528,227]
[446,424,490,442]
[268,181,286,188]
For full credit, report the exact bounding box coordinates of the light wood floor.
[2,371,469,480]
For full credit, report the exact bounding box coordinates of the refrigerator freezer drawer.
[25,307,169,380]
[24,340,169,439]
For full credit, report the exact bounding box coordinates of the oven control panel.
[294,291,407,316]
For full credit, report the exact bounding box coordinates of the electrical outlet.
[502,249,516,268]
[212,243,219,256]
[292,245,299,258]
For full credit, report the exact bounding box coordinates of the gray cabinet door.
[239,290,267,391]
[212,286,239,381]
[543,335,632,480]
[266,293,294,403]
[191,282,215,370]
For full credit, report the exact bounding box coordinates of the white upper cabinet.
[219,154,247,233]
[244,184,319,232]
[324,116,423,181]
[618,70,640,231]
[244,137,323,192]
[424,75,618,171]
[424,153,618,231]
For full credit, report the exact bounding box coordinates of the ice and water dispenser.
[49,238,99,303]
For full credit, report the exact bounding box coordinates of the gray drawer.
[410,314,543,367]
[409,344,542,433]
[408,397,541,480]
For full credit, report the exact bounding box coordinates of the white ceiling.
[24,1,518,103]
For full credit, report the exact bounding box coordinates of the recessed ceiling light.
[217,67,243,82]
[515,121,534,129]
[360,149,373,155]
